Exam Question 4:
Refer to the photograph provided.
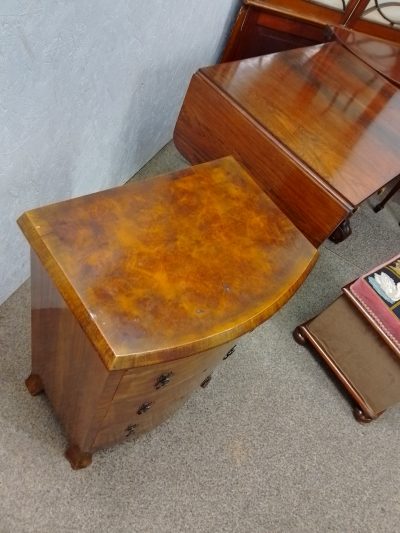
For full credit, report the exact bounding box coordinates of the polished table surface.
[333,26,400,88]
[201,42,400,208]
[18,157,317,370]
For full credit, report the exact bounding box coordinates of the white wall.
[0,0,240,304]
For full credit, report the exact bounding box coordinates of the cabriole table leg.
[329,218,352,244]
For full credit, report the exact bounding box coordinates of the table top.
[204,42,400,207]
[18,157,318,370]
[333,26,400,88]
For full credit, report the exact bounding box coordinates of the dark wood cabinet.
[222,0,400,62]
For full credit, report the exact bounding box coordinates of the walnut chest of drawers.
[18,157,317,469]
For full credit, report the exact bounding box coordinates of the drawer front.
[93,342,237,449]
[93,391,189,449]
[114,342,235,401]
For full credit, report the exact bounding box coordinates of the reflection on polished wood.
[332,26,400,87]
[19,157,318,467]
[174,43,400,245]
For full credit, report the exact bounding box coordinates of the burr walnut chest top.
[18,157,317,372]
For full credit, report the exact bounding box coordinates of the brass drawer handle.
[137,401,152,415]
[223,345,237,360]
[155,371,173,389]
[125,424,137,437]
[201,375,212,388]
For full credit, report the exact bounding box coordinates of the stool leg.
[353,407,374,424]
[25,374,44,396]
[293,326,307,346]
[65,445,93,470]
[353,406,385,424]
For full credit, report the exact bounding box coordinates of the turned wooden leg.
[25,374,44,396]
[293,326,307,346]
[65,445,93,470]
[353,407,374,424]
[329,219,352,244]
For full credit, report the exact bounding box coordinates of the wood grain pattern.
[30,253,239,462]
[175,44,400,244]
[30,253,124,453]
[92,342,232,450]
[221,7,324,62]
[332,26,400,87]
[22,158,318,467]
[174,70,349,246]
[19,157,318,371]
[244,0,344,26]
[207,43,400,205]
[116,343,231,400]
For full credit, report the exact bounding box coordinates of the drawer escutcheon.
[155,371,173,389]
[200,375,212,388]
[137,402,153,415]
[125,424,137,437]
[223,345,237,360]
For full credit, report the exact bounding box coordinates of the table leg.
[293,326,308,345]
[329,218,352,243]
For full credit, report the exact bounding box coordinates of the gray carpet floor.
[1,142,400,533]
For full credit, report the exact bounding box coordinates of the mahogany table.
[18,157,317,469]
[331,27,400,217]
[174,42,400,247]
